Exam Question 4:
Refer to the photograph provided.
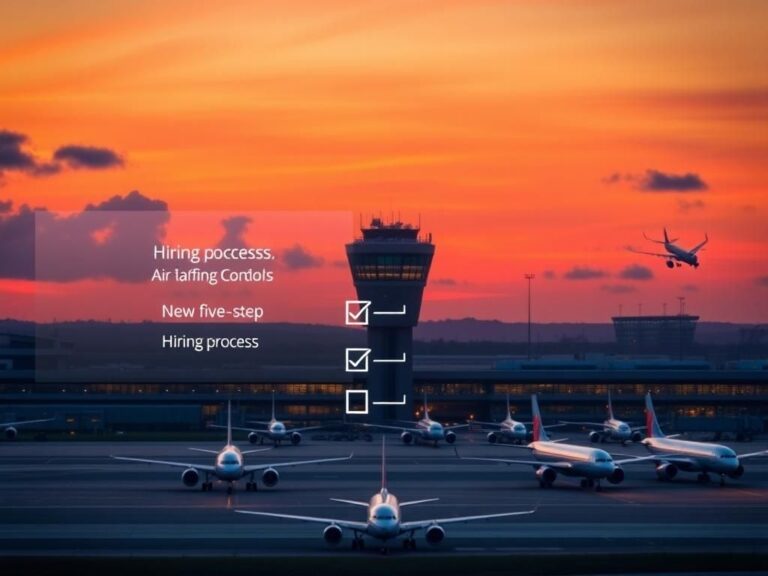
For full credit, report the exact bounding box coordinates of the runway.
[1,434,767,558]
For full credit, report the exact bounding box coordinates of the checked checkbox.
[345,300,371,326]
[345,348,371,372]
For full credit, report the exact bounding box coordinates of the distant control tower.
[346,218,434,420]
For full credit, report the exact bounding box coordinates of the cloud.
[433,277,457,286]
[756,276,768,287]
[619,264,654,281]
[639,169,707,192]
[216,215,252,249]
[542,270,556,279]
[0,130,37,173]
[601,284,636,294]
[281,244,324,270]
[678,198,706,212]
[564,266,607,280]
[681,283,698,292]
[54,145,123,170]
[0,199,12,213]
[0,191,169,281]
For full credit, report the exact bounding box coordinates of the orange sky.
[1,0,767,322]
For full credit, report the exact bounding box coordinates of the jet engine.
[248,432,260,444]
[444,430,457,444]
[290,431,302,445]
[262,467,280,487]
[4,426,18,440]
[486,432,498,444]
[589,431,601,443]
[425,525,445,545]
[323,524,343,546]
[656,462,678,480]
[607,467,625,484]
[728,464,745,479]
[535,466,557,486]
[400,431,413,445]
[181,468,200,487]
[631,431,643,443]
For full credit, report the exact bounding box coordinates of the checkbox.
[345,348,371,372]
[345,389,369,415]
[345,300,371,326]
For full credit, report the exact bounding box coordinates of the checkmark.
[345,348,371,372]
[345,300,371,326]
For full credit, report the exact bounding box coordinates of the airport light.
[524,274,535,360]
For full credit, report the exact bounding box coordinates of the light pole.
[524,274,535,360]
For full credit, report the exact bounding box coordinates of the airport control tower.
[346,218,434,420]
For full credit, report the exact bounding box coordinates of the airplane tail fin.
[423,391,430,420]
[607,390,615,420]
[663,227,669,244]
[271,389,276,421]
[506,393,512,421]
[644,392,665,439]
[531,394,550,442]
[226,400,232,446]
[380,435,387,490]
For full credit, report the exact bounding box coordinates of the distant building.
[612,314,698,356]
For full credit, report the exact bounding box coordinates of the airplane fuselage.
[642,437,742,475]
[416,419,446,441]
[602,419,633,441]
[365,490,402,541]
[214,445,245,481]
[665,242,699,267]
[530,441,618,479]
[499,419,528,441]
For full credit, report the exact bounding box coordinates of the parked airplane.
[470,394,529,444]
[2,417,54,440]
[216,391,322,446]
[111,401,352,493]
[559,391,644,445]
[236,437,535,551]
[628,228,708,268]
[642,392,768,485]
[364,393,467,446]
[455,394,660,490]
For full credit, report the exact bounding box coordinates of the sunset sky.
[1,0,766,323]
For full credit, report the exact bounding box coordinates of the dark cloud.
[542,270,556,280]
[678,198,706,213]
[433,277,457,286]
[54,145,123,170]
[756,276,768,287]
[601,284,636,294]
[0,199,12,213]
[281,244,324,270]
[564,266,607,280]
[681,283,699,292]
[0,191,169,281]
[0,130,37,172]
[639,169,707,192]
[619,264,654,281]
[216,215,252,249]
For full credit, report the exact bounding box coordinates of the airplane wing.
[110,455,216,472]
[736,450,768,459]
[289,425,325,434]
[329,498,369,507]
[210,424,262,433]
[235,509,368,531]
[243,453,353,473]
[690,234,709,254]
[558,420,605,429]
[188,448,219,454]
[613,454,668,465]
[1,418,54,427]
[445,424,469,431]
[455,449,572,470]
[626,246,673,259]
[362,423,420,434]
[399,498,440,507]
[468,420,501,428]
[400,509,535,531]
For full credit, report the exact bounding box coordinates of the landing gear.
[227,484,233,495]
[245,481,257,491]
[403,537,416,549]
[580,478,597,489]
[697,473,711,484]
[595,480,602,492]
[719,474,726,487]
[201,481,213,491]
[539,480,553,489]
[352,537,365,550]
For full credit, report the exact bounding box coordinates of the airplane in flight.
[628,228,708,268]
[559,391,644,445]
[455,394,660,491]
[470,394,530,444]
[217,390,323,446]
[642,392,768,486]
[364,393,467,446]
[112,401,352,493]
[2,417,54,440]
[235,437,535,551]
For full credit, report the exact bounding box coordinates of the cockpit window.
[720,454,736,459]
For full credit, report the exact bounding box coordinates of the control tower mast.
[346,218,435,420]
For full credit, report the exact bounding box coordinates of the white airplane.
[455,394,660,491]
[364,393,467,447]
[628,228,708,268]
[470,394,529,444]
[112,401,352,494]
[235,437,535,551]
[559,391,644,445]
[642,392,768,486]
[2,418,54,440]
[218,391,323,446]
